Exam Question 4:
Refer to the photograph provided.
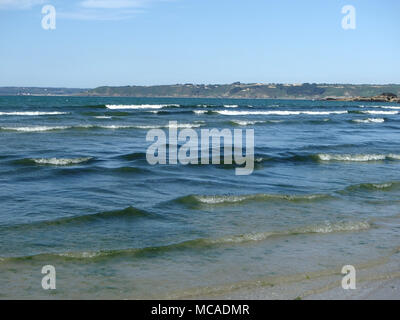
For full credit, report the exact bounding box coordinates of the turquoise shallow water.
[0,96,399,298]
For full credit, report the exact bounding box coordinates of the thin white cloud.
[0,0,176,20]
[80,0,148,9]
[59,0,173,21]
[0,0,45,9]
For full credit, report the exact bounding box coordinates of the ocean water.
[0,96,399,299]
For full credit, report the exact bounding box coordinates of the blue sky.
[0,0,399,87]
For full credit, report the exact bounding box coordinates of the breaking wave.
[352,118,385,123]
[176,193,332,206]
[105,104,179,110]
[204,152,400,166]
[362,105,400,110]
[0,220,370,262]
[0,123,203,132]
[230,120,268,126]
[359,110,399,115]
[0,126,69,132]
[224,105,239,108]
[343,181,400,192]
[175,179,400,208]
[0,111,68,116]
[193,110,208,115]
[317,153,400,162]
[94,116,112,119]
[216,110,348,116]
[20,157,93,166]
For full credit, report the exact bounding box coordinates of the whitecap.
[353,118,385,123]
[360,110,398,115]
[33,157,92,165]
[216,110,348,116]
[317,154,397,162]
[204,221,370,245]
[193,110,207,115]
[224,105,239,108]
[0,126,69,132]
[231,120,266,126]
[0,111,68,116]
[105,104,178,110]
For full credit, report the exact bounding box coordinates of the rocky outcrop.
[325,93,400,103]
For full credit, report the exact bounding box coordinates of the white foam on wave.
[205,221,370,245]
[99,123,203,129]
[360,110,398,115]
[106,104,178,110]
[0,111,68,116]
[371,183,394,189]
[1,123,204,132]
[192,193,326,205]
[193,110,207,115]
[231,120,267,126]
[90,124,201,129]
[224,105,239,108]
[94,116,112,119]
[318,154,400,162]
[57,251,103,258]
[380,106,400,110]
[33,157,92,165]
[295,221,370,234]
[353,118,385,123]
[216,110,348,116]
[195,195,250,204]
[96,125,134,129]
[361,105,400,110]
[0,126,69,132]
[117,123,204,130]
[167,123,203,129]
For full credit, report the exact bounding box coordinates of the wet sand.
[191,249,400,300]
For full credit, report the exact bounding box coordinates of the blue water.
[0,96,399,298]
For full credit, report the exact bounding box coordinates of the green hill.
[83,83,400,99]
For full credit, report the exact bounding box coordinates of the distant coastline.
[1,83,400,101]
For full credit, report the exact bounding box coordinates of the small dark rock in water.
[381,92,397,98]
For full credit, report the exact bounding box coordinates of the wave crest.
[353,118,385,123]
[0,111,68,116]
[216,110,348,116]
[176,193,331,207]
[0,122,203,132]
[360,110,398,115]
[1,220,370,262]
[32,157,93,166]
[343,181,400,192]
[106,104,178,110]
[0,126,69,132]
[230,120,267,126]
[318,154,400,162]
[13,206,151,230]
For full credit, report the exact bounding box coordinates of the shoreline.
[172,247,400,300]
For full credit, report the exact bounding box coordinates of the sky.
[0,0,399,88]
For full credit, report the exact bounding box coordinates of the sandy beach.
[184,247,400,300]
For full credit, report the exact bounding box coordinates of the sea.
[0,96,399,299]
